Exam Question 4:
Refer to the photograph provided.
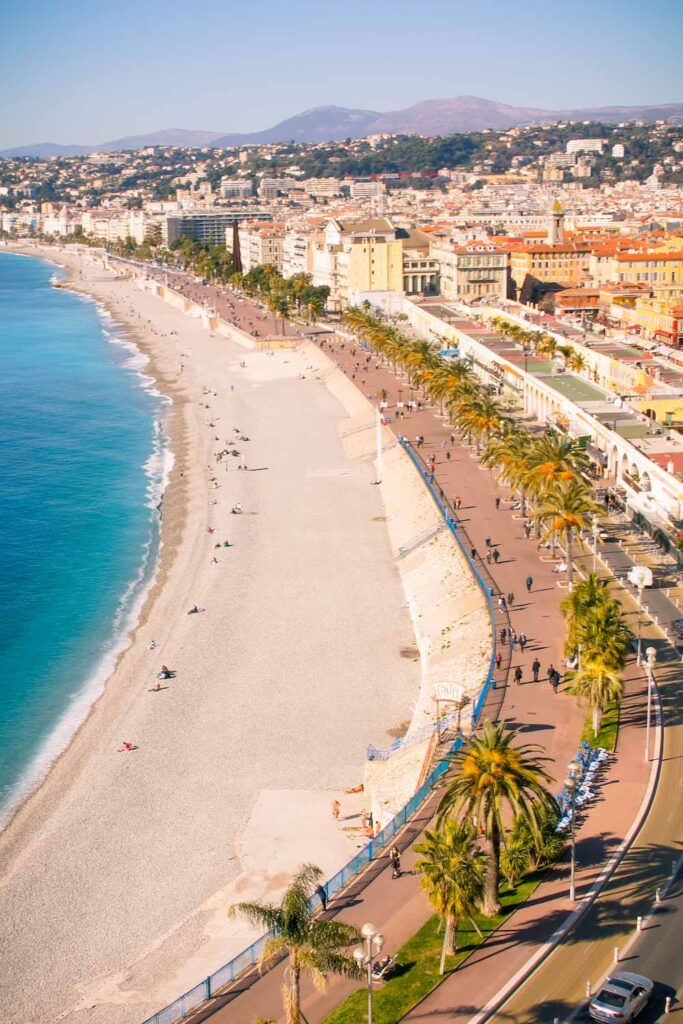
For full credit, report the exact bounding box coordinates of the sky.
[1,0,683,149]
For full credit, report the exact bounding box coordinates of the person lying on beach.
[158,666,175,679]
[118,741,136,752]
[231,504,243,514]
[187,605,203,614]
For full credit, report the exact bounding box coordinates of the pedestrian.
[485,536,491,548]
[471,547,477,561]
[510,628,517,649]
[500,626,507,645]
[552,669,561,693]
[446,450,451,460]
[331,799,341,821]
[532,657,541,682]
[547,664,556,689]
[526,575,533,592]
[495,496,501,510]
[519,632,527,652]
[524,520,532,539]
[450,432,456,447]
[498,596,507,612]
[315,884,328,912]
[493,548,500,563]
[495,651,502,670]
[441,440,446,451]
[507,592,515,607]
[514,666,523,685]
[389,845,401,878]
[486,551,492,564]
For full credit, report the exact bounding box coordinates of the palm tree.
[571,659,623,736]
[524,434,590,497]
[560,571,612,654]
[568,351,588,373]
[437,722,557,916]
[414,821,486,973]
[229,864,360,1024]
[575,599,631,669]
[451,393,504,453]
[534,480,601,581]
[482,427,530,512]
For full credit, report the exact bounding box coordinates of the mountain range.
[4,95,683,158]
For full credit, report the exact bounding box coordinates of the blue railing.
[367,708,461,761]
[140,439,498,1024]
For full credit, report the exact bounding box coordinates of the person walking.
[315,884,328,912]
[524,519,532,539]
[471,547,477,561]
[493,548,500,563]
[532,657,541,682]
[331,799,341,821]
[514,666,523,685]
[507,592,515,607]
[485,536,491,548]
[495,496,501,510]
[526,574,534,593]
[551,669,561,693]
[495,651,502,670]
[486,551,493,565]
[389,845,401,878]
[510,628,517,650]
[500,626,507,646]
[498,596,507,612]
[519,632,528,652]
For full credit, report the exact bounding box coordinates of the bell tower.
[547,199,565,244]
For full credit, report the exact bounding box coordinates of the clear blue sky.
[2,0,682,148]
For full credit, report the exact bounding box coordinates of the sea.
[0,252,170,824]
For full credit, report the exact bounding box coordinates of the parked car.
[670,618,683,640]
[589,971,653,1022]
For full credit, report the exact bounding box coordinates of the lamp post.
[566,758,580,902]
[353,923,384,1024]
[627,566,653,665]
[645,646,656,763]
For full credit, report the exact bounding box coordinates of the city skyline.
[2,0,683,150]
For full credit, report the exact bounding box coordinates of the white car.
[589,971,654,1022]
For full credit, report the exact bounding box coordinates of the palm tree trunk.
[448,913,458,954]
[285,957,301,1024]
[593,705,602,737]
[483,827,502,916]
[439,919,450,975]
[566,528,573,582]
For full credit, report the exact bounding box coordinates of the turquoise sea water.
[0,252,168,821]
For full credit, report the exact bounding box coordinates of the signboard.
[434,682,465,703]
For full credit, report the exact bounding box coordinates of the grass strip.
[580,698,620,752]
[323,874,541,1024]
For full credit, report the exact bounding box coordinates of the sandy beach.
[0,247,421,1023]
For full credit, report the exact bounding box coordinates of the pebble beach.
[0,248,420,1023]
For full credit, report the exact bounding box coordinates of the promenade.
[153,288,657,1024]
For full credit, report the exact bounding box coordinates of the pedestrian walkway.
[172,293,651,1024]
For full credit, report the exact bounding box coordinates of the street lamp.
[353,923,384,1024]
[645,646,656,763]
[627,566,653,665]
[566,759,580,902]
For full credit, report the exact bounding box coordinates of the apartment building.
[236,221,284,272]
[282,228,312,278]
[431,239,508,301]
[163,210,269,246]
[220,180,253,199]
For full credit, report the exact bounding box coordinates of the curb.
[465,671,664,1024]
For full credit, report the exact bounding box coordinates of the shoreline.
[0,246,185,834]
[0,243,424,1023]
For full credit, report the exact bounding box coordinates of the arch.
[621,453,630,476]
[610,444,619,475]
[640,471,652,492]
[630,462,640,480]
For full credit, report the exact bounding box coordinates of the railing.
[140,439,498,1024]
[367,707,461,761]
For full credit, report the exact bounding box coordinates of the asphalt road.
[623,871,683,1023]
[485,620,683,1024]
